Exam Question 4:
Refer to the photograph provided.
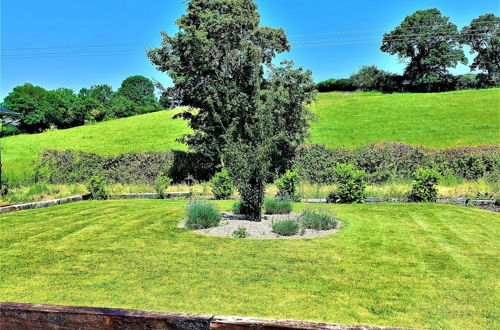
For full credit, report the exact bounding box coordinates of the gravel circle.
[178,212,342,239]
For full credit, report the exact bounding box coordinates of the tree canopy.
[148,0,315,220]
[381,8,467,91]
[461,13,500,85]
[117,75,157,107]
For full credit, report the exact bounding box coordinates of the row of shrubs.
[184,199,339,237]
[33,142,499,187]
[295,143,499,184]
[316,68,498,93]
[34,149,214,185]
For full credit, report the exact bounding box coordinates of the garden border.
[0,194,496,215]
[0,302,418,330]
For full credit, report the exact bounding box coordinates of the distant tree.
[117,75,157,107]
[381,8,467,91]
[50,88,79,128]
[460,13,500,86]
[349,65,387,91]
[148,0,315,220]
[109,95,138,118]
[2,84,54,133]
[77,84,115,121]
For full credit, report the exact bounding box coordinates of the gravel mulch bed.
[178,212,342,239]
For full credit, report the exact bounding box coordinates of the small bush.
[275,169,301,201]
[264,198,293,214]
[86,176,109,200]
[232,227,248,238]
[154,176,173,199]
[185,200,221,229]
[328,163,366,203]
[232,200,253,215]
[299,209,338,230]
[210,169,235,200]
[409,168,441,202]
[272,220,299,236]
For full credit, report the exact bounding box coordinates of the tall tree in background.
[460,13,500,85]
[2,84,53,133]
[117,75,157,107]
[148,0,315,220]
[381,8,467,91]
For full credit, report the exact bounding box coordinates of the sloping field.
[3,88,498,182]
[0,200,498,329]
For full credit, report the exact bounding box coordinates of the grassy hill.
[3,88,498,183]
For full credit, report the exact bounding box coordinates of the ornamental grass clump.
[299,209,338,230]
[272,219,299,236]
[232,227,248,238]
[185,200,221,229]
[264,198,293,214]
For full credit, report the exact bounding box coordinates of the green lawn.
[3,88,499,182]
[0,200,498,329]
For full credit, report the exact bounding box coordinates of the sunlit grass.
[2,88,498,183]
[0,200,498,329]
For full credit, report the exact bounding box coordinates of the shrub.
[299,209,338,230]
[86,176,109,200]
[275,169,301,201]
[328,163,366,203]
[409,168,441,202]
[232,227,248,238]
[210,169,235,200]
[185,200,221,229]
[264,198,293,214]
[272,220,299,236]
[232,200,253,215]
[154,175,173,199]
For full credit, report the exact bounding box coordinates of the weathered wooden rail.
[0,302,417,330]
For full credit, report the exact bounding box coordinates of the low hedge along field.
[0,200,498,329]
[33,142,499,185]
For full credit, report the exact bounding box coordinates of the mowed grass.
[3,88,499,182]
[0,200,498,329]
[310,88,499,148]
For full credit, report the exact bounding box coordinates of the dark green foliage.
[0,125,21,137]
[381,8,467,92]
[275,169,300,201]
[328,163,366,204]
[263,198,293,215]
[316,78,356,92]
[34,149,218,185]
[185,200,221,229]
[409,168,441,202]
[210,169,234,200]
[232,200,253,215]
[154,176,173,199]
[460,14,500,86]
[117,75,158,107]
[148,0,315,220]
[86,176,109,200]
[272,219,299,236]
[349,66,400,92]
[232,227,248,238]
[299,209,338,230]
[294,143,500,184]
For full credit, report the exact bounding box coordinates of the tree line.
[318,10,499,93]
[1,75,162,135]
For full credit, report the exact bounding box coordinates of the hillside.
[3,88,499,182]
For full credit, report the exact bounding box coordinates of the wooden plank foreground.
[0,302,418,330]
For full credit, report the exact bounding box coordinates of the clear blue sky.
[1,0,498,100]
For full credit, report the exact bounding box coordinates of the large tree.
[381,8,467,91]
[460,13,500,85]
[148,0,315,220]
[2,84,54,133]
[117,75,157,107]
